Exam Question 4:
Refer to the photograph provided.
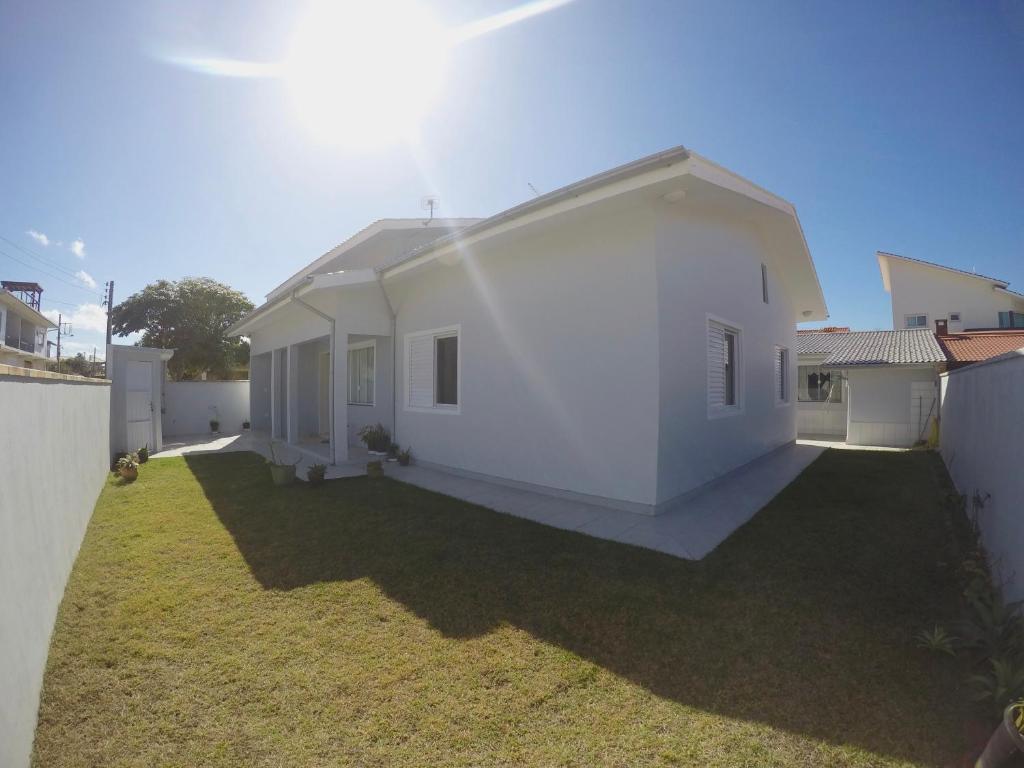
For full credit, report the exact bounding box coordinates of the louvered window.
[406,326,460,412]
[708,319,740,415]
[774,346,789,404]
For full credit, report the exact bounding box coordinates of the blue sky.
[2,0,1022,357]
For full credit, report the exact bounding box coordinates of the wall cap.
[0,363,111,384]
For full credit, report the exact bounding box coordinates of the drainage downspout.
[291,282,336,466]
[375,273,398,441]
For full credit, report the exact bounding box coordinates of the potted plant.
[386,442,400,462]
[307,463,327,486]
[210,418,220,434]
[110,452,129,473]
[242,420,251,431]
[358,423,391,455]
[137,445,149,464]
[116,454,139,482]
[398,447,412,467]
[266,441,298,486]
[366,460,384,478]
[976,701,1024,767]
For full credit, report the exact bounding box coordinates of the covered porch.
[230,269,395,466]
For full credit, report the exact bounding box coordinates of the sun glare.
[284,0,450,147]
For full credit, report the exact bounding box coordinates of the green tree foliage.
[48,352,96,377]
[111,277,254,380]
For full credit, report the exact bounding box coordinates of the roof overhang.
[877,250,1010,294]
[381,148,828,321]
[0,291,59,328]
[227,269,378,337]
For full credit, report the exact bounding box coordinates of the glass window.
[776,347,788,403]
[798,365,842,403]
[761,263,769,304]
[724,330,737,406]
[435,335,458,406]
[905,314,927,328]
[348,344,375,405]
[999,311,1024,328]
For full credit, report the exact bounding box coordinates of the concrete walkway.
[388,442,826,560]
[796,435,909,452]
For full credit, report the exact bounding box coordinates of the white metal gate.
[125,360,154,452]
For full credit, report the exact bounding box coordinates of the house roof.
[799,329,946,366]
[876,251,1024,299]
[937,330,1024,365]
[0,290,58,328]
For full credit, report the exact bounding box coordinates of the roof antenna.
[527,182,541,198]
[421,196,439,226]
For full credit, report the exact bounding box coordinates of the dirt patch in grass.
[33,449,973,767]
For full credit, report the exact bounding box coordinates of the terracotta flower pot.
[976,705,1024,768]
[119,466,138,482]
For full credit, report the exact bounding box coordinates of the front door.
[126,360,154,452]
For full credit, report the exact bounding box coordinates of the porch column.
[332,330,348,463]
[270,348,281,439]
[286,344,299,445]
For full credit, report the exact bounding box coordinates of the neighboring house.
[877,251,1024,333]
[0,282,57,369]
[229,146,828,514]
[936,329,1024,370]
[796,329,945,446]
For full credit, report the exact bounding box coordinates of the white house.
[878,251,1024,333]
[229,147,828,514]
[0,282,57,369]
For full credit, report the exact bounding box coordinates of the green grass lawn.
[33,449,976,767]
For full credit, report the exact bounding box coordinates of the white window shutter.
[774,347,783,401]
[707,322,726,409]
[407,333,434,408]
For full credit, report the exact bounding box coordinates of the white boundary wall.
[0,366,111,768]
[163,380,250,437]
[940,349,1024,601]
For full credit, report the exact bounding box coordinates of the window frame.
[775,345,790,407]
[797,364,842,404]
[707,314,744,419]
[404,324,461,415]
[904,313,928,329]
[948,312,961,323]
[346,339,376,407]
[761,263,769,304]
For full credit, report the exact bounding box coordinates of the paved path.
[388,442,826,560]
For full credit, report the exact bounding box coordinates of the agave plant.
[916,625,958,656]
[969,658,1024,719]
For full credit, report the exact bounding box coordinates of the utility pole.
[55,315,73,373]
[104,280,115,346]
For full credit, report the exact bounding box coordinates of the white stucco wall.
[654,202,799,504]
[346,334,394,446]
[0,369,110,768]
[845,366,938,447]
[386,202,662,508]
[940,351,1024,601]
[887,258,1024,331]
[163,381,251,436]
[797,399,848,436]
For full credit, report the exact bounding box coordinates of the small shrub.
[116,454,140,481]
[387,442,400,460]
[110,452,129,473]
[358,423,391,453]
[137,445,149,464]
[916,625,957,656]
[366,460,383,478]
[242,421,251,430]
[307,463,327,486]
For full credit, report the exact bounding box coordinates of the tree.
[48,352,94,377]
[111,277,254,381]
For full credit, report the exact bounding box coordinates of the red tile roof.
[938,330,1024,365]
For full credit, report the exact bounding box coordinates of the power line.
[0,246,100,296]
[0,234,86,279]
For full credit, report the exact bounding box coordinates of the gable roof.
[937,330,1024,365]
[799,329,945,366]
[876,250,1016,292]
[266,218,483,301]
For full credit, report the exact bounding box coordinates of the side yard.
[33,450,973,767]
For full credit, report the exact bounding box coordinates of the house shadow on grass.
[184,450,971,766]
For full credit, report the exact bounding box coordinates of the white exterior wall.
[887,258,1024,331]
[845,366,938,447]
[346,334,394,446]
[797,399,848,436]
[939,352,1024,600]
[655,203,799,504]
[107,345,169,455]
[387,203,662,508]
[0,368,110,768]
[162,381,251,436]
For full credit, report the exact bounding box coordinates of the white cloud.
[69,239,86,258]
[27,229,50,246]
[43,302,108,334]
[75,270,97,289]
